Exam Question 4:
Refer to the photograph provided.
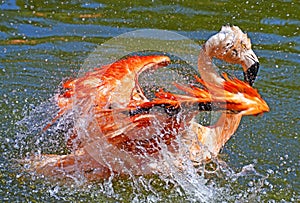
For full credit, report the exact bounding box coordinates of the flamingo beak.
[241,49,260,86]
[244,61,259,86]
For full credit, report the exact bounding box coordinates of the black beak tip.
[244,62,259,86]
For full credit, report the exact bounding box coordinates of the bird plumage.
[30,26,269,179]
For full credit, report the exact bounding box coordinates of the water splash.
[15,96,74,157]
[13,82,220,202]
[14,101,273,202]
[14,93,270,202]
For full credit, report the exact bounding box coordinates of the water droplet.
[267,169,274,174]
[13,143,19,149]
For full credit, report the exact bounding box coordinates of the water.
[1,0,299,202]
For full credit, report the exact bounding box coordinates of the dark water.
[0,0,299,202]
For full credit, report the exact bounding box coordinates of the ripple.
[261,17,300,26]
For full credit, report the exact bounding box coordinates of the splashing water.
[15,99,269,202]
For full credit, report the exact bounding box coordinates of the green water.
[0,0,299,202]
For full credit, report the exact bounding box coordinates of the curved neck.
[198,46,223,85]
[197,45,242,156]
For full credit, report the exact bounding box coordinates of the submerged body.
[32,26,269,180]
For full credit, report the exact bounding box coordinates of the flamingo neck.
[198,46,224,85]
[196,45,242,157]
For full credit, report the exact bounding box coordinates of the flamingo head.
[204,25,259,86]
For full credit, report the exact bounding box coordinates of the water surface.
[0,0,299,202]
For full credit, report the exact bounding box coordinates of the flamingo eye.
[241,42,247,50]
[232,49,238,57]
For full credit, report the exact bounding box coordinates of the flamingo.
[187,25,263,160]
[30,26,269,180]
